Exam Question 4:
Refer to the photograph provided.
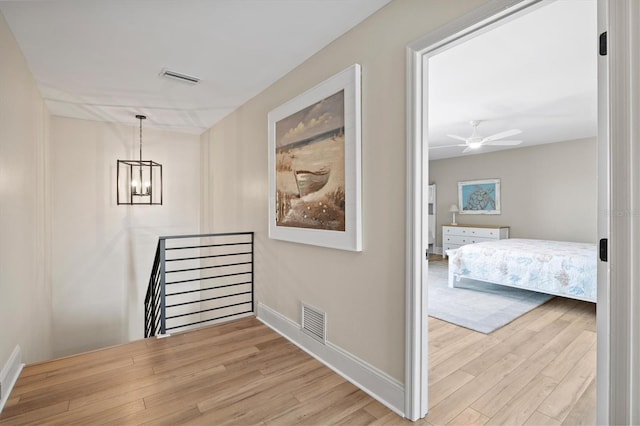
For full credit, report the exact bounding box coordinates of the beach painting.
[275,90,346,231]
[268,64,362,251]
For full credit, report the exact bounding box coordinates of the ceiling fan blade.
[482,129,522,142]
[446,134,468,142]
[483,140,522,146]
[428,144,467,149]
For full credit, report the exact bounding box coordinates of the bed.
[446,238,597,303]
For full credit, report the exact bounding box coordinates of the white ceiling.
[0,0,391,134]
[428,0,597,160]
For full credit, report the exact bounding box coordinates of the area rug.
[428,260,554,334]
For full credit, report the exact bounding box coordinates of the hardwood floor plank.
[292,385,372,425]
[10,357,134,397]
[151,345,259,375]
[470,318,585,418]
[68,364,224,410]
[335,407,377,425]
[143,365,263,409]
[561,378,596,425]
[541,330,596,382]
[523,411,562,426]
[446,407,489,426]
[510,319,571,359]
[218,393,302,426]
[426,353,524,425]
[525,299,577,332]
[470,343,558,417]
[18,340,149,379]
[459,328,534,377]
[364,411,415,425]
[263,381,363,424]
[430,322,475,350]
[429,370,475,407]
[0,400,69,425]
[4,365,155,416]
[537,344,596,422]
[487,298,555,342]
[362,399,395,420]
[430,332,485,367]
[288,367,346,402]
[429,335,501,384]
[197,359,327,413]
[32,399,146,426]
[485,375,558,426]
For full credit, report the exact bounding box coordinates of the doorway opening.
[405,0,606,422]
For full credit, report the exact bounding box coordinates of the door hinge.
[599,31,607,56]
[599,238,608,262]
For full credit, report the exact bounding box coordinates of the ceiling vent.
[159,68,200,85]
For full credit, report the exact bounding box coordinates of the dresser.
[442,224,509,257]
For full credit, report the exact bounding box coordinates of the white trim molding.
[0,346,24,413]
[607,0,640,423]
[404,0,544,420]
[257,303,404,417]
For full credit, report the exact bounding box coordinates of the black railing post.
[250,232,254,313]
[159,238,167,335]
[150,271,155,336]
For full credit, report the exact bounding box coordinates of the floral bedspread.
[447,239,597,302]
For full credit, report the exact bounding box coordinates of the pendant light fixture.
[117,115,163,205]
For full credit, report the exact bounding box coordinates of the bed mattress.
[447,238,597,302]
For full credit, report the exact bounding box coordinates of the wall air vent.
[159,68,200,85]
[301,303,326,344]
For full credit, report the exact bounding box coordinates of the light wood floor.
[0,297,595,425]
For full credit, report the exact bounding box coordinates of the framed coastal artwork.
[458,179,501,214]
[268,64,362,251]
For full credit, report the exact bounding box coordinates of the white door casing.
[605,0,640,423]
[405,0,618,421]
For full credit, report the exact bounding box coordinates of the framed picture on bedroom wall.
[267,64,362,251]
[458,178,501,214]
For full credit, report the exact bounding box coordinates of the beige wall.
[0,12,52,365]
[201,0,489,382]
[50,117,201,357]
[430,138,597,247]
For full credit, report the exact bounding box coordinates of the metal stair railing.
[144,232,254,337]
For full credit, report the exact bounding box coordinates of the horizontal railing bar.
[166,310,254,331]
[166,261,252,274]
[159,231,254,241]
[166,271,250,285]
[166,242,251,251]
[166,252,252,262]
[144,232,254,337]
[166,291,253,308]
[166,281,251,297]
[166,301,251,320]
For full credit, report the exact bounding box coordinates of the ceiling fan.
[432,120,523,153]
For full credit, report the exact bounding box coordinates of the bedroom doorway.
[405,0,614,422]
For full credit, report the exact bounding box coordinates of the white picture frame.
[268,64,362,251]
[458,178,501,214]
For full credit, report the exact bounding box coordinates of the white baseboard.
[433,246,443,255]
[257,303,405,417]
[0,346,24,413]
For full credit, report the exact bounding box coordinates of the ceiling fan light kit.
[434,120,523,153]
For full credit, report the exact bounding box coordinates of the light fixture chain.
[139,116,143,163]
